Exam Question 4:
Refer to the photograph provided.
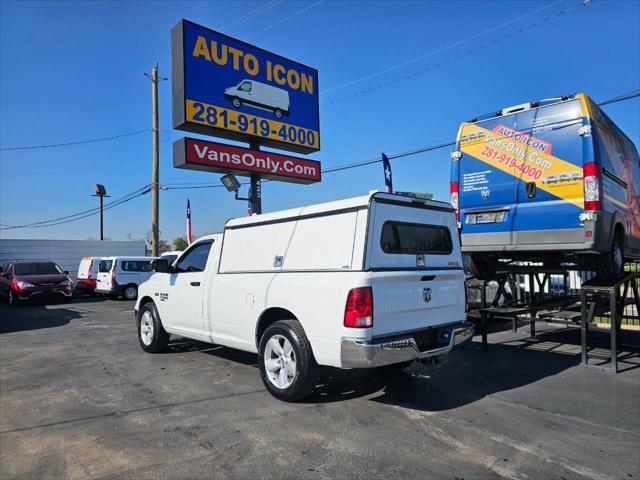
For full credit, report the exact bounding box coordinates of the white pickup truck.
[135,192,473,401]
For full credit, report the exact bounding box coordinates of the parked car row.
[1,251,183,305]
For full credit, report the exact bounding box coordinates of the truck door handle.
[526,182,537,198]
[190,282,200,287]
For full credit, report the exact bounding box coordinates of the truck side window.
[240,82,252,92]
[175,242,213,273]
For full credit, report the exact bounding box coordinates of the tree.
[173,236,189,251]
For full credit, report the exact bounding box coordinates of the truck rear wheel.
[274,108,283,119]
[137,302,170,353]
[258,320,318,402]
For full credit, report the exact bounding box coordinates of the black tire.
[7,290,19,306]
[596,234,625,282]
[470,255,497,281]
[232,97,242,108]
[274,108,283,119]
[258,319,319,402]
[137,302,170,353]
[123,284,138,301]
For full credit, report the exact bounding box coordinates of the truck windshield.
[15,262,63,275]
[98,260,113,272]
[380,222,453,255]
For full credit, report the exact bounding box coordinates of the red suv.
[0,260,73,305]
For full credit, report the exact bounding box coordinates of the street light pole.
[92,184,109,241]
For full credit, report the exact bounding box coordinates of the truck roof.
[225,192,454,230]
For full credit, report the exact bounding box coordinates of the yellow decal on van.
[459,123,584,209]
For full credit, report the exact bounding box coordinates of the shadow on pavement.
[153,324,639,411]
[0,304,84,334]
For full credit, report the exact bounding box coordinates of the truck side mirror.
[151,259,171,273]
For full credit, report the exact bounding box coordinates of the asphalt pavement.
[1,296,639,479]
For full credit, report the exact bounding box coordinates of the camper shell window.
[380,221,453,255]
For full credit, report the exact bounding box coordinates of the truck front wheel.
[258,320,319,402]
[137,302,170,353]
[232,97,242,108]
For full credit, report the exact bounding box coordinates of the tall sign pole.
[151,62,160,256]
[249,139,262,215]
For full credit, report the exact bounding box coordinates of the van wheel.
[137,302,170,353]
[258,320,318,402]
[232,97,242,108]
[274,109,283,119]
[470,255,497,281]
[596,235,625,282]
[123,285,138,300]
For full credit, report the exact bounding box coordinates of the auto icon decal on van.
[459,122,584,208]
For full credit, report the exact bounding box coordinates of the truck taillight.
[583,162,601,211]
[112,259,117,283]
[344,287,373,328]
[450,182,460,220]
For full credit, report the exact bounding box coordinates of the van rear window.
[380,222,453,255]
[98,260,113,272]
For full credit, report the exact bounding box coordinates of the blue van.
[450,93,640,281]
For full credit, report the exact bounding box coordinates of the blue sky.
[1,0,638,242]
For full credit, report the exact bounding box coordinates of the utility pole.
[145,62,164,256]
[92,184,109,241]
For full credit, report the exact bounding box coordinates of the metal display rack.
[468,268,639,374]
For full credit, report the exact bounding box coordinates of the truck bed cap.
[225,192,453,229]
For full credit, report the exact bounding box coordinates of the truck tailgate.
[371,270,465,337]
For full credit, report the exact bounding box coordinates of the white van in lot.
[225,79,290,119]
[135,193,473,401]
[75,256,101,294]
[96,256,158,300]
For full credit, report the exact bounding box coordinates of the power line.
[221,1,283,32]
[245,0,325,40]
[0,185,151,230]
[321,0,590,107]
[2,89,637,228]
[321,0,564,95]
[0,129,149,152]
[162,88,640,189]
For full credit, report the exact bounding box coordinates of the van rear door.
[97,259,114,289]
[511,99,585,245]
[365,196,465,337]
[457,114,519,245]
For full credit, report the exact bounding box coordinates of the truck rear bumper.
[340,321,474,369]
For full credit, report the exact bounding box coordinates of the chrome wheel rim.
[264,334,296,389]
[8,291,13,304]
[233,98,241,107]
[124,287,137,300]
[140,311,154,346]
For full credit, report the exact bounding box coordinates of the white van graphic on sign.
[225,80,290,119]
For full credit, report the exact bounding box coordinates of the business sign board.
[172,19,320,154]
[173,137,321,184]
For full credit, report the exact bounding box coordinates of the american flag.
[186,199,192,244]
[382,152,393,193]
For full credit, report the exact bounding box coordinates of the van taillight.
[583,162,601,211]
[112,260,117,283]
[344,287,373,328]
[88,260,93,279]
[450,182,460,221]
